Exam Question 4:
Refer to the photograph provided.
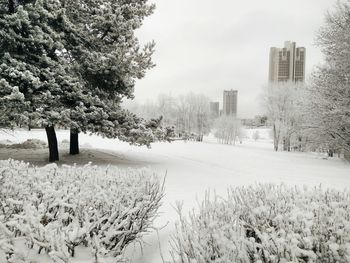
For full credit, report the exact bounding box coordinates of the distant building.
[269,41,306,83]
[209,102,220,118]
[223,90,238,116]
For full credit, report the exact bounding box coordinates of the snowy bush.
[0,159,164,262]
[171,184,350,263]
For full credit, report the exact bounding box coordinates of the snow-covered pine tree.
[0,0,81,161]
[0,0,172,161]
[56,0,162,155]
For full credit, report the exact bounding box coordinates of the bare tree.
[189,94,211,141]
[302,1,350,158]
[214,116,242,145]
[261,82,303,151]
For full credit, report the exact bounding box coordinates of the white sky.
[133,0,335,118]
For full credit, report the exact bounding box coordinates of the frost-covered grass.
[0,159,164,262]
[171,184,350,263]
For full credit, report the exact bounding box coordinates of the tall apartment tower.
[223,90,238,116]
[269,41,306,83]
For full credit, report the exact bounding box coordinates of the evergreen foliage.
[0,0,171,161]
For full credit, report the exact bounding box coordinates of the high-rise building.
[269,41,306,83]
[223,90,237,116]
[209,102,220,118]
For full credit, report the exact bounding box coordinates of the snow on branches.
[0,159,164,262]
[260,82,304,152]
[0,0,169,162]
[304,1,350,157]
[214,116,243,145]
[171,184,350,263]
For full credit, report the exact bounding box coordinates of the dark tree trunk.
[45,126,59,162]
[328,149,334,157]
[70,130,79,155]
[282,136,291,152]
[283,137,287,151]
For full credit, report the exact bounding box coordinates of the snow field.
[0,129,349,262]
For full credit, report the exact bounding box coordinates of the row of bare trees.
[127,93,247,145]
[126,93,212,141]
[214,116,243,145]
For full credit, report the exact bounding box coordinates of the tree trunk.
[45,126,59,162]
[273,124,279,151]
[70,130,80,155]
[328,149,334,157]
[283,136,291,152]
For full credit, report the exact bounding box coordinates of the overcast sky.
[133,0,336,118]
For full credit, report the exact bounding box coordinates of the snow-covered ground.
[1,129,349,262]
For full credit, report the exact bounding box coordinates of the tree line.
[126,93,213,141]
[126,93,246,145]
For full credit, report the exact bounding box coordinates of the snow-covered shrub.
[171,184,350,263]
[0,159,164,262]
